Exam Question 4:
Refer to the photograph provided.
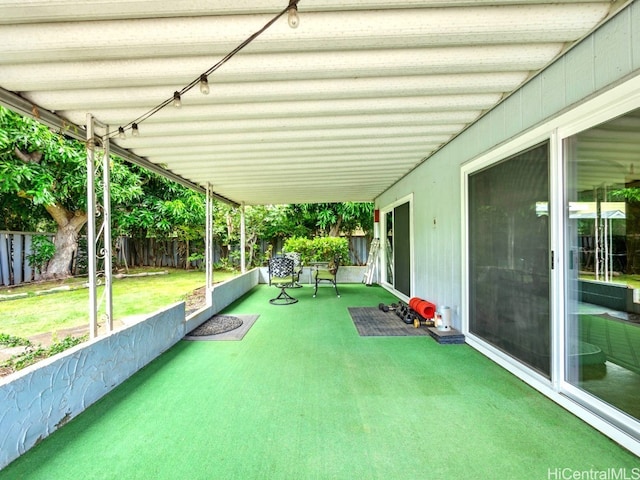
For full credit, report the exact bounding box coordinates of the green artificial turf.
[1,284,637,479]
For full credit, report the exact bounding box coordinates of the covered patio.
[1,284,637,479]
[2,0,640,471]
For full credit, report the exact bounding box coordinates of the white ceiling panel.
[0,0,615,205]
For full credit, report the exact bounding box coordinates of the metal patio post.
[102,131,113,332]
[240,202,246,273]
[86,114,98,338]
[206,183,214,304]
[86,114,113,338]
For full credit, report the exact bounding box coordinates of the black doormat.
[184,314,259,341]
[189,315,243,336]
[348,307,429,337]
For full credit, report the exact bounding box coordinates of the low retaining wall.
[579,279,640,313]
[184,268,259,333]
[0,269,258,470]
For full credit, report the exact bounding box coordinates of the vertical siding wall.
[375,2,640,329]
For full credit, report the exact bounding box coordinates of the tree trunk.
[185,238,190,270]
[43,203,87,280]
[328,217,342,237]
[246,232,258,268]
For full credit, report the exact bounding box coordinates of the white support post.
[86,114,113,338]
[240,202,246,273]
[102,132,113,332]
[373,209,380,239]
[86,114,98,339]
[205,183,214,303]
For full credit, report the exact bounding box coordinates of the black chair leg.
[313,278,340,298]
[270,286,298,305]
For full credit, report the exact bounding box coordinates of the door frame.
[460,75,640,455]
[379,193,414,300]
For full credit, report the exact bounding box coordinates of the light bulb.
[199,74,210,95]
[288,6,299,29]
[131,123,139,137]
[173,91,182,108]
[118,126,126,139]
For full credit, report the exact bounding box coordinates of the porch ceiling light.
[288,3,300,28]
[199,74,210,95]
[110,0,300,140]
[172,91,182,108]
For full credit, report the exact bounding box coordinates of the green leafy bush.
[0,333,32,348]
[26,235,56,273]
[283,236,349,265]
[282,236,313,262]
[0,334,87,373]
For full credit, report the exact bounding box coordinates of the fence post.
[24,234,33,282]
[12,233,23,285]
[0,233,9,286]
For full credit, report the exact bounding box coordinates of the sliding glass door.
[468,142,551,377]
[381,197,412,297]
[564,108,640,423]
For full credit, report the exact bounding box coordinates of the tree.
[112,166,207,268]
[0,106,143,279]
[293,202,374,264]
[293,202,374,237]
[211,204,295,268]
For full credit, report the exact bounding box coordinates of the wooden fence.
[0,232,369,287]
[0,231,54,287]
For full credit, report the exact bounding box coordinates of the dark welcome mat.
[348,307,429,337]
[184,314,259,341]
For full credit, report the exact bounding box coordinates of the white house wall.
[376,1,640,331]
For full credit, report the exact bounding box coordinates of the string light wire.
[110,0,300,139]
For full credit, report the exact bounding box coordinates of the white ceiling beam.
[22,73,528,111]
[0,45,560,91]
[109,113,475,137]
[0,0,609,25]
[60,94,501,126]
[179,168,417,183]
[132,138,442,158]
[0,6,609,63]
[134,145,428,162]
[173,156,420,172]
[130,142,428,156]
[144,114,477,135]
[131,135,443,154]
[117,128,455,148]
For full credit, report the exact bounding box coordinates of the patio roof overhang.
[0,0,619,206]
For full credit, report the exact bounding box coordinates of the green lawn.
[0,269,238,338]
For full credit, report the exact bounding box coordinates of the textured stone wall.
[0,302,185,470]
[0,269,261,470]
